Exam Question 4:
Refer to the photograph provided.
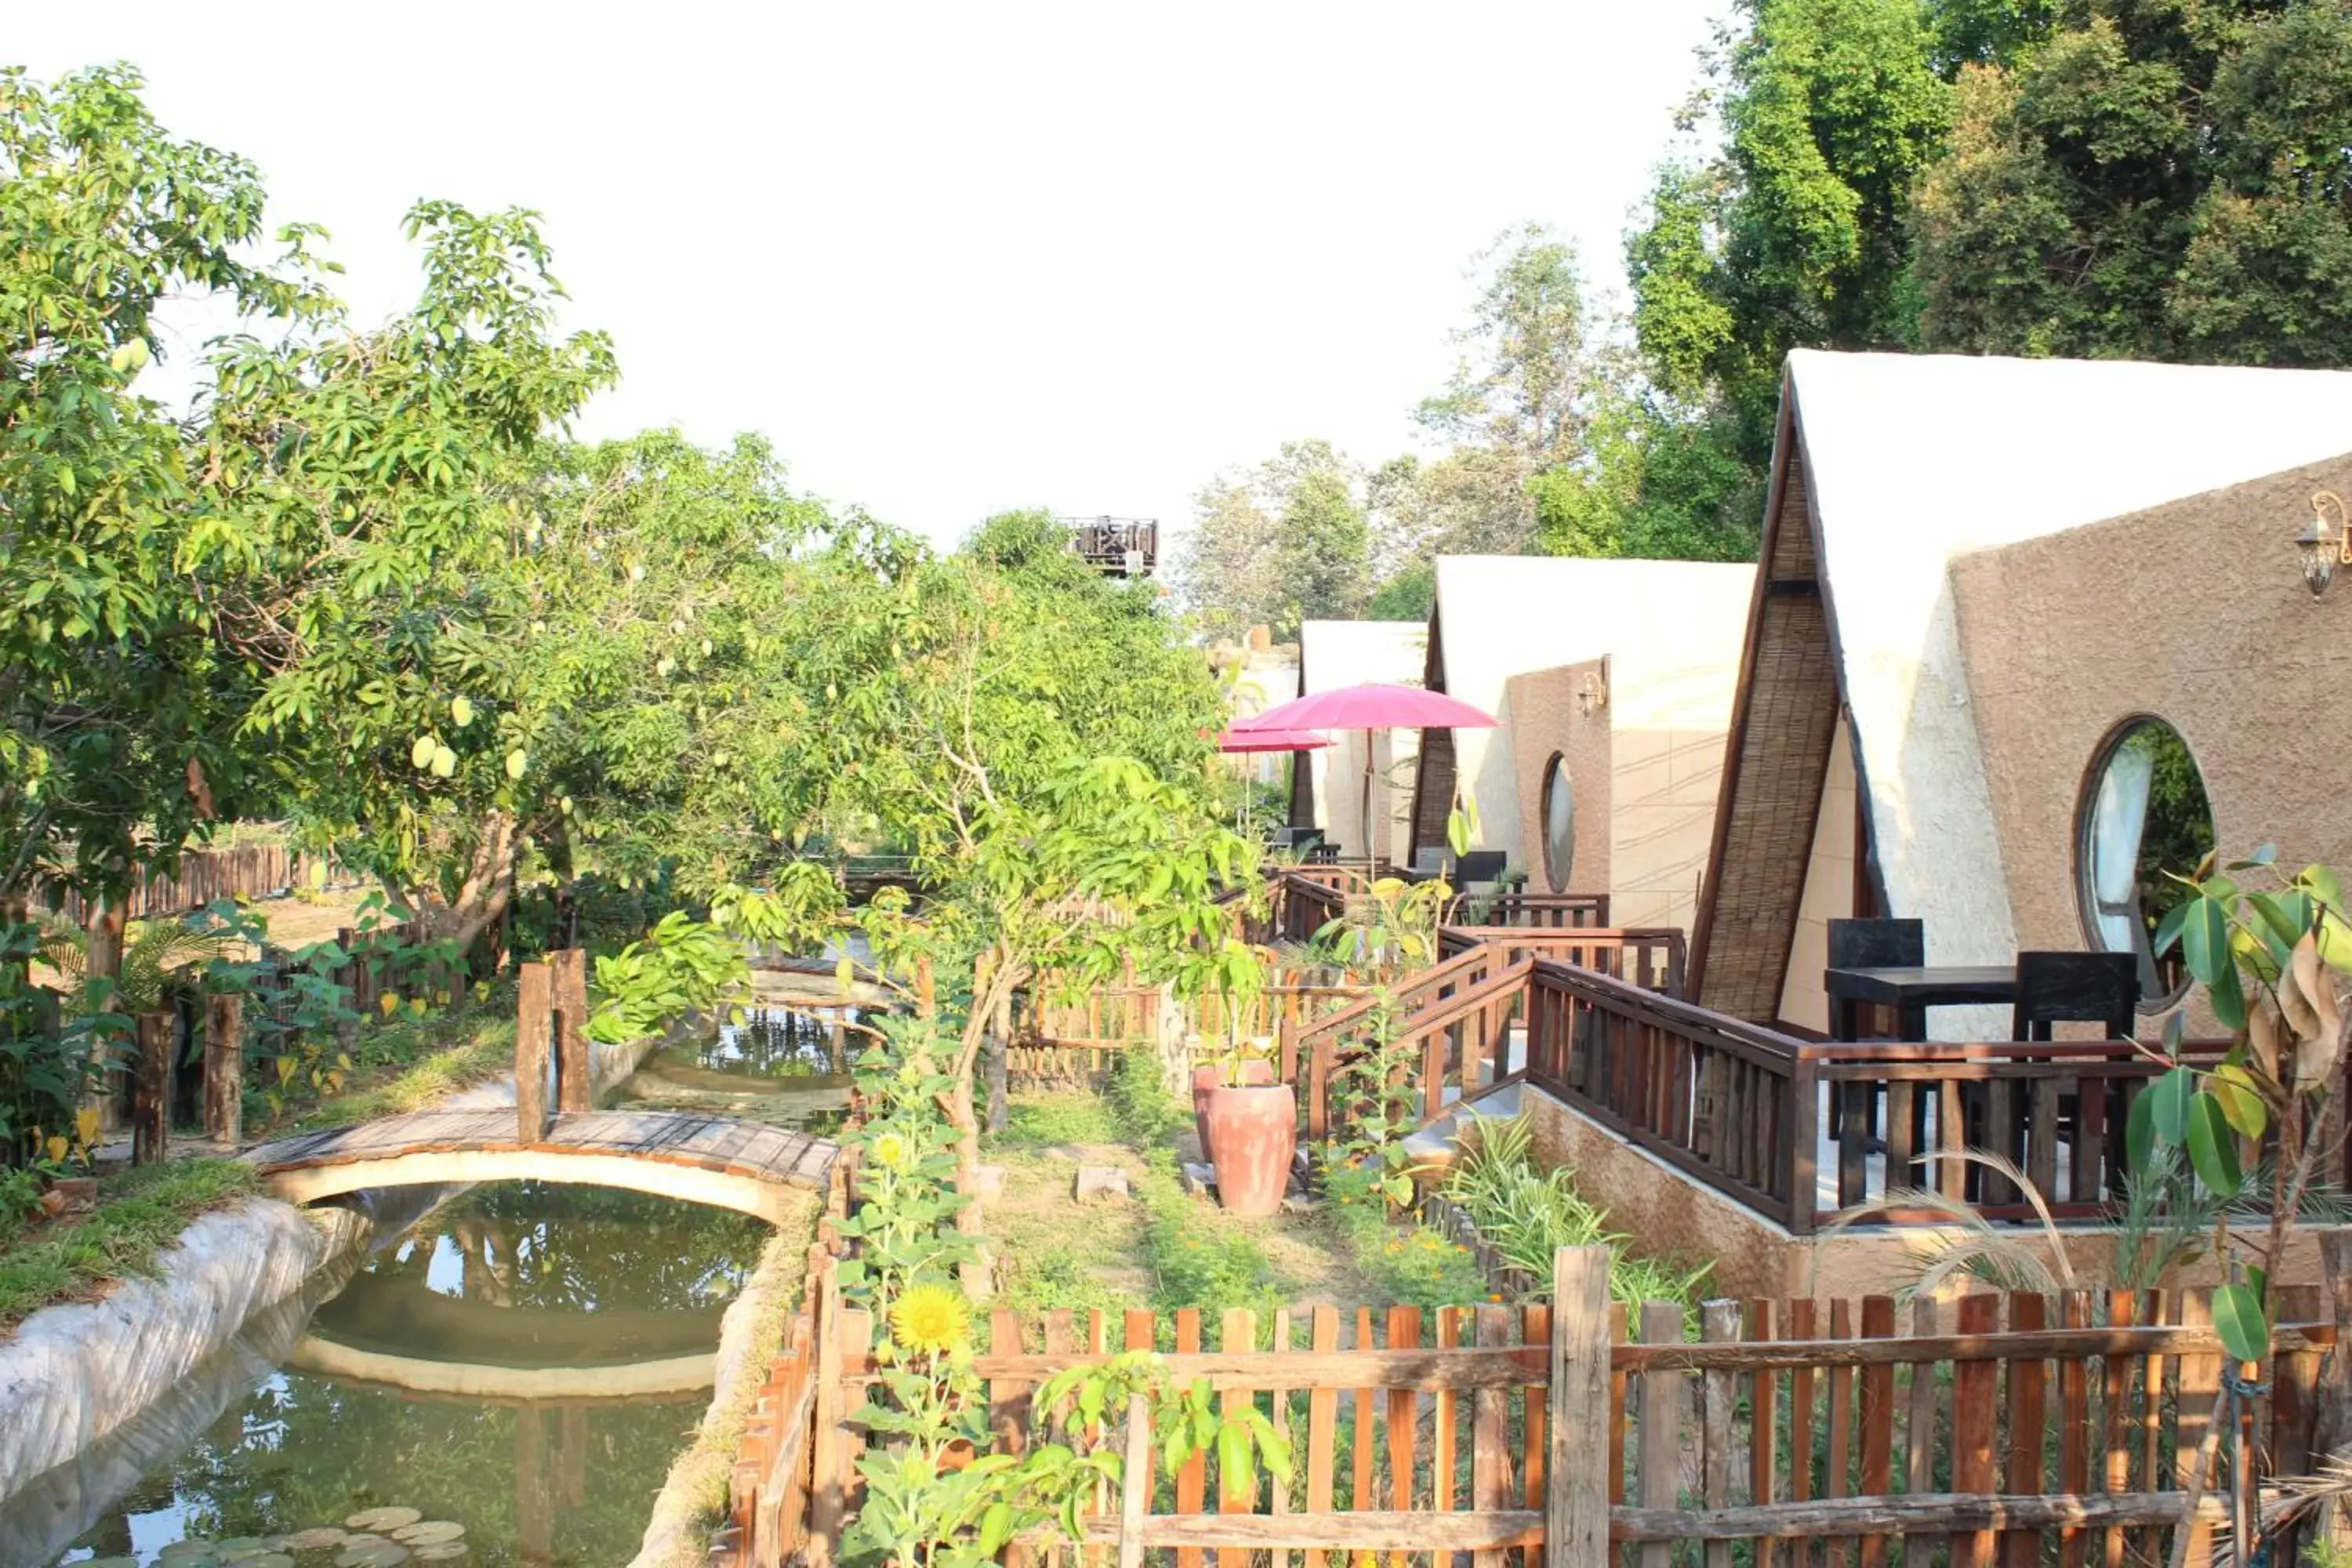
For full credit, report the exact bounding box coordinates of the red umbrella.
[1231,684,1497,871]
[1216,725,1330,753]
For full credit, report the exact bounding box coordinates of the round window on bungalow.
[2075,718,2216,1010]
[1541,752,1575,895]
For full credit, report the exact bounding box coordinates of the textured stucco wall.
[1948,451,2352,993]
[1504,663,1613,898]
[1432,557,1752,888]
[1788,354,2352,1036]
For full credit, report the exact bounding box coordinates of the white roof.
[1432,555,1756,862]
[1790,349,2352,988]
[1298,619,1426,691]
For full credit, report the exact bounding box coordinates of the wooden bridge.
[245,1109,836,1226]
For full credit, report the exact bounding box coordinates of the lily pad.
[82,1559,139,1567]
[281,1527,349,1552]
[220,1542,276,1564]
[249,1557,296,1568]
[336,1544,410,1568]
[390,1523,463,1546]
[160,1544,222,1566]
[344,1508,423,1534]
[412,1549,468,1563]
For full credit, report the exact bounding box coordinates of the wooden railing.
[1804,1036,2232,1221]
[1439,924,1686,991]
[717,1243,2352,1568]
[1521,960,2212,1234]
[1450,889,1611,927]
[1291,931,1688,1143]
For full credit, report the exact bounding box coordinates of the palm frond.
[1820,1146,2074,1299]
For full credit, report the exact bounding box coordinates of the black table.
[1822,964,2018,1044]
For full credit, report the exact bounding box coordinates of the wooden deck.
[245,1109,837,1225]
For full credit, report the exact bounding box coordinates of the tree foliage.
[1914,2,2352,365]
[0,64,328,909]
[1171,441,1369,640]
[1630,0,1955,467]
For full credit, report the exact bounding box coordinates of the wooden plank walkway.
[245,1109,839,1191]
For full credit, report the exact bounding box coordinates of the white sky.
[16,1,1726,549]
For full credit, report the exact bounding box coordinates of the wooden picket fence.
[41,840,360,924]
[714,1244,2352,1568]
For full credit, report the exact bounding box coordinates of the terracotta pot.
[1203,1082,1298,1218]
[52,1176,96,1215]
[1192,1059,1274,1153]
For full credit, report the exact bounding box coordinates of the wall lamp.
[2298,492,2352,596]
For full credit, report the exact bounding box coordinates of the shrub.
[1443,1115,1711,1319]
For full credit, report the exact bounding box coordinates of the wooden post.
[516,961,552,1144]
[85,898,125,1130]
[131,1009,174,1164]
[1118,1390,1150,1568]
[1638,1301,1683,1568]
[203,993,243,1145]
[1549,1246,1612,1568]
[1700,1301,1740,1568]
[809,1257,846,1568]
[550,947,591,1113]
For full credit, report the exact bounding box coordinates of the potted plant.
[1189,1033,1275,1155]
[1199,1036,1295,1217]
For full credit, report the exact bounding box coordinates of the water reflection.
[617,1004,859,1134]
[36,1183,767,1567]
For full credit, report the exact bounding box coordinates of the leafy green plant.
[844,1284,1289,1568]
[1323,1159,1485,1308]
[1320,988,1421,1207]
[837,1018,982,1308]
[1105,1047,1186,1144]
[2135,852,2352,1365]
[1312,876,1451,981]
[1442,1115,1711,1316]
[586,909,753,1044]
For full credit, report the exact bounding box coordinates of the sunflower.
[890,1283,973,1355]
[869,1131,910,1170]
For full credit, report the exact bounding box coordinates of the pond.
[20,1181,769,1568]
[614,1000,862,1134]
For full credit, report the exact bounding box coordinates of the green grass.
[992,1095,1123,1149]
[0,1157,260,1327]
[268,991,518,1133]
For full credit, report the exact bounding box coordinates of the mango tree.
[813,516,1250,1285]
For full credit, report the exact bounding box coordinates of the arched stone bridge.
[244,1109,837,1226]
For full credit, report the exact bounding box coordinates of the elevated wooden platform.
[245,1109,836,1225]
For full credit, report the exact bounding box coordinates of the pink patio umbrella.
[1214,725,1330,753]
[1232,683,1498,873]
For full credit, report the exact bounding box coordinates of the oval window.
[1541,753,1575,894]
[2076,718,2216,1009]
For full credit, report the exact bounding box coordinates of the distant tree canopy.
[1171,439,1370,641]
[1175,227,1762,637]
[0,64,1230,967]
[1625,0,2352,510]
[1914,1,2352,364]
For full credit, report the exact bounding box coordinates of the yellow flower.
[891,1284,973,1355]
[869,1131,909,1170]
